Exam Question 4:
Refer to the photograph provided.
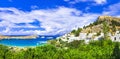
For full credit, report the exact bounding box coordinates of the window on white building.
[114,37,116,41]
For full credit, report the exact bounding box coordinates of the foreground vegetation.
[0,39,120,59]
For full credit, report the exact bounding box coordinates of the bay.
[0,35,59,47]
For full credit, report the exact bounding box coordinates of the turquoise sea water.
[0,35,58,47]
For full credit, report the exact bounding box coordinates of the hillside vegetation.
[71,16,120,36]
[0,39,119,59]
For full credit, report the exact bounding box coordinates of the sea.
[0,35,59,47]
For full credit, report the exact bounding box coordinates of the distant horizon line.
[0,34,61,36]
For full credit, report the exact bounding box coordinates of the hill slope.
[80,16,120,34]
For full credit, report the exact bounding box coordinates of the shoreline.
[2,43,47,48]
[0,35,58,49]
[0,35,38,39]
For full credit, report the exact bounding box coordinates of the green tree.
[112,42,120,59]
[103,21,110,40]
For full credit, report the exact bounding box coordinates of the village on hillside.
[49,16,120,44]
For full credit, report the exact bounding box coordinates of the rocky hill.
[80,16,120,35]
[98,16,120,23]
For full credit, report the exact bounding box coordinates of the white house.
[58,31,120,43]
[110,31,120,42]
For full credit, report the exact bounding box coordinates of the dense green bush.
[0,39,119,59]
[71,28,82,36]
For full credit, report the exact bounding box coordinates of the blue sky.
[0,0,120,35]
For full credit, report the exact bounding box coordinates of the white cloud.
[94,0,106,4]
[31,5,39,9]
[0,7,100,35]
[103,2,120,16]
[64,0,107,5]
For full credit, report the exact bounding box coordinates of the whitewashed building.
[110,31,120,42]
[58,31,120,43]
